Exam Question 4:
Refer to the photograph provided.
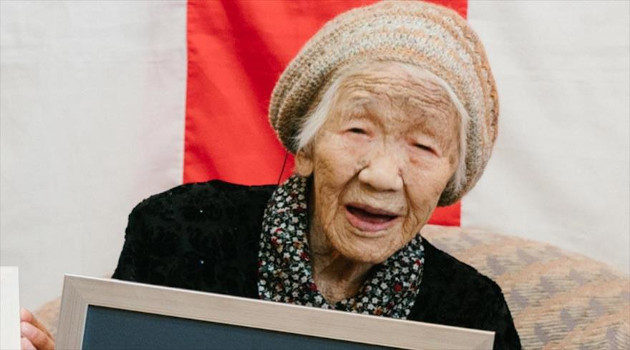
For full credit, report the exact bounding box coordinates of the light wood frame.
[57,275,494,349]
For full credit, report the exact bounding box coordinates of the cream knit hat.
[269,0,498,206]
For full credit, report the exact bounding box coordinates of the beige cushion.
[422,225,630,350]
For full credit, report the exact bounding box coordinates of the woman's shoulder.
[114,180,277,295]
[412,238,521,348]
[421,238,504,297]
[122,179,277,255]
[130,180,277,218]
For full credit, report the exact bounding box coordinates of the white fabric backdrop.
[0,1,187,310]
[1,1,628,311]
[465,0,630,275]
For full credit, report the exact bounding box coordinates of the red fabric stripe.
[185,0,466,226]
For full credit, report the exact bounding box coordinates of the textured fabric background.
[422,225,629,349]
[1,0,628,319]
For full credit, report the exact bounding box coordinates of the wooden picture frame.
[57,275,494,349]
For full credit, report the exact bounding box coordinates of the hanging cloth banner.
[184,0,467,226]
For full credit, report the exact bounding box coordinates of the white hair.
[294,61,469,193]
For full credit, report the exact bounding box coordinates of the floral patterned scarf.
[257,175,424,319]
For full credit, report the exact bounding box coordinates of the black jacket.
[113,180,521,349]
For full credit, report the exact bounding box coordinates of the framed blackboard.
[57,275,494,349]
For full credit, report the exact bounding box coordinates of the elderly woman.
[21,1,520,349]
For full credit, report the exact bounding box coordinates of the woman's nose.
[358,152,404,192]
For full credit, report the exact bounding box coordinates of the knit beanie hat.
[269,0,499,206]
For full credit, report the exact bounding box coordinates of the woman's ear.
[294,148,314,177]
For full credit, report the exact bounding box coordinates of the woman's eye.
[348,127,367,134]
[414,143,433,152]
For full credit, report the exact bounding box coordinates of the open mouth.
[345,204,400,233]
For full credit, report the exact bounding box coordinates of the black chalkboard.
[83,305,395,349]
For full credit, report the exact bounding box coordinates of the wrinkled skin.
[295,63,461,302]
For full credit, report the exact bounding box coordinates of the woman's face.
[297,64,461,264]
